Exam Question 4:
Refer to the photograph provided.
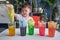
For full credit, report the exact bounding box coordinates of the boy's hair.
[21,2,32,10]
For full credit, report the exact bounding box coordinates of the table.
[0,28,60,40]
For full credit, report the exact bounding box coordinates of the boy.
[6,3,32,27]
[6,3,33,34]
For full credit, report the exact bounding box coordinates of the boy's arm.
[14,13,18,19]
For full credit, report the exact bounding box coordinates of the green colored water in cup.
[28,18,34,35]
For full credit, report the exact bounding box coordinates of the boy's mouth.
[22,14,27,17]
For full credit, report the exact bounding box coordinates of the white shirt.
[17,14,29,27]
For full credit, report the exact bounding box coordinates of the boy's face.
[21,7,31,17]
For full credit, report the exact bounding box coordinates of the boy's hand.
[6,4,14,9]
[6,4,18,18]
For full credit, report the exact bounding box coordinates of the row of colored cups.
[8,21,56,37]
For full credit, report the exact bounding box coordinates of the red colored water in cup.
[39,23,45,36]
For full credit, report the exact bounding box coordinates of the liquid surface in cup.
[8,26,15,36]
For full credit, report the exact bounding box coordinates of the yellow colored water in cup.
[8,26,15,36]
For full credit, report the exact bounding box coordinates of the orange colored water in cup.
[8,26,15,36]
[48,27,56,37]
[48,22,56,37]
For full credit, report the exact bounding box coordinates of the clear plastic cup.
[8,22,16,36]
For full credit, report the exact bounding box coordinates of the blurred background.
[0,0,60,32]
